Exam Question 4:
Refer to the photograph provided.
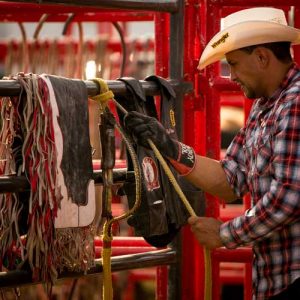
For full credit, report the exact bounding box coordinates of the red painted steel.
[213,248,253,263]
[94,246,157,257]
[0,2,154,15]
[244,263,252,300]
[194,3,250,300]
[156,265,168,300]
[153,13,170,299]
[181,1,207,300]
[294,8,300,65]
[193,4,300,300]
[198,5,223,300]
[207,0,300,5]
[154,12,169,79]
[0,12,154,22]
[3,2,300,300]
[0,40,155,64]
[0,2,165,294]
[94,236,155,247]
[0,13,154,23]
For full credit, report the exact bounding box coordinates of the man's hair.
[240,42,292,63]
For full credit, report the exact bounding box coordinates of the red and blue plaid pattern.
[220,64,300,299]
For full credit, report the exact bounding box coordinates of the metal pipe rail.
[0,169,135,193]
[0,248,176,288]
[0,1,187,298]
[0,12,154,23]
[0,2,153,14]
[0,2,155,22]
[0,0,179,12]
[0,78,192,97]
[0,76,186,294]
[213,247,253,263]
[207,0,300,5]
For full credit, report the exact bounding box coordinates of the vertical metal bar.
[244,263,253,300]
[156,266,168,300]
[167,1,185,300]
[243,98,252,211]
[169,0,185,138]
[154,12,170,78]
[154,11,170,299]
[181,1,206,300]
[202,3,222,300]
[154,12,170,117]
[294,7,300,64]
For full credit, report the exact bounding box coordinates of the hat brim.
[198,21,300,70]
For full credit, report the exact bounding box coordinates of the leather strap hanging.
[115,77,204,247]
[145,75,205,226]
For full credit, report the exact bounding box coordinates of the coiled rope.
[90,78,142,300]
[91,78,211,300]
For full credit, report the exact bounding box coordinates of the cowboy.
[124,7,300,300]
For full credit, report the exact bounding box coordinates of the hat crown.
[198,7,300,70]
[223,7,287,29]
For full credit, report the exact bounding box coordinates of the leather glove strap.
[167,142,196,176]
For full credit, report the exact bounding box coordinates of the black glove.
[124,111,178,157]
[124,111,196,176]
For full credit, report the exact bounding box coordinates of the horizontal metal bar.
[0,12,154,23]
[213,247,253,263]
[93,168,135,184]
[94,236,151,247]
[0,79,192,97]
[0,169,135,193]
[0,2,154,15]
[0,176,29,193]
[0,40,155,63]
[0,249,176,288]
[94,246,156,257]
[197,74,241,98]
[208,0,300,5]
[0,0,179,13]
[92,248,176,273]
[210,77,240,92]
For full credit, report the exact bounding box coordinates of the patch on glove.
[142,156,160,191]
[168,142,196,176]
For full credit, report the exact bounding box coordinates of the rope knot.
[90,78,114,110]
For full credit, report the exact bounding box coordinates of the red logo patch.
[142,157,160,191]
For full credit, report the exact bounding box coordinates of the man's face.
[225,49,264,99]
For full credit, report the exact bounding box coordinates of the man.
[124,7,300,300]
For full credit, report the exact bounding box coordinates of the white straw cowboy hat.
[198,7,300,70]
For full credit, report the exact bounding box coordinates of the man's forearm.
[185,155,238,202]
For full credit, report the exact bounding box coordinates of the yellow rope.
[90,78,211,300]
[112,98,212,300]
[102,221,113,300]
[90,78,114,300]
[148,139,212,300]
[90,79,142,300]
[90,78,114,111]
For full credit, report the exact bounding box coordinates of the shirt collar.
[256,63,299,109]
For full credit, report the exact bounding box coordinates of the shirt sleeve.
[220,127,249,198]
[220,96,300,249]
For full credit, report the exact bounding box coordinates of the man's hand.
[124,111,196,176]
[124,111,179,158]
[188,216,223,249]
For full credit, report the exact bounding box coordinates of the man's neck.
[265,61,294,98]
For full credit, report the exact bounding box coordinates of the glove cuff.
[167,142,196,176]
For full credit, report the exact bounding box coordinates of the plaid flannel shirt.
[220,64,300,300]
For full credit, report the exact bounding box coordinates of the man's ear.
[253,47,270,68]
